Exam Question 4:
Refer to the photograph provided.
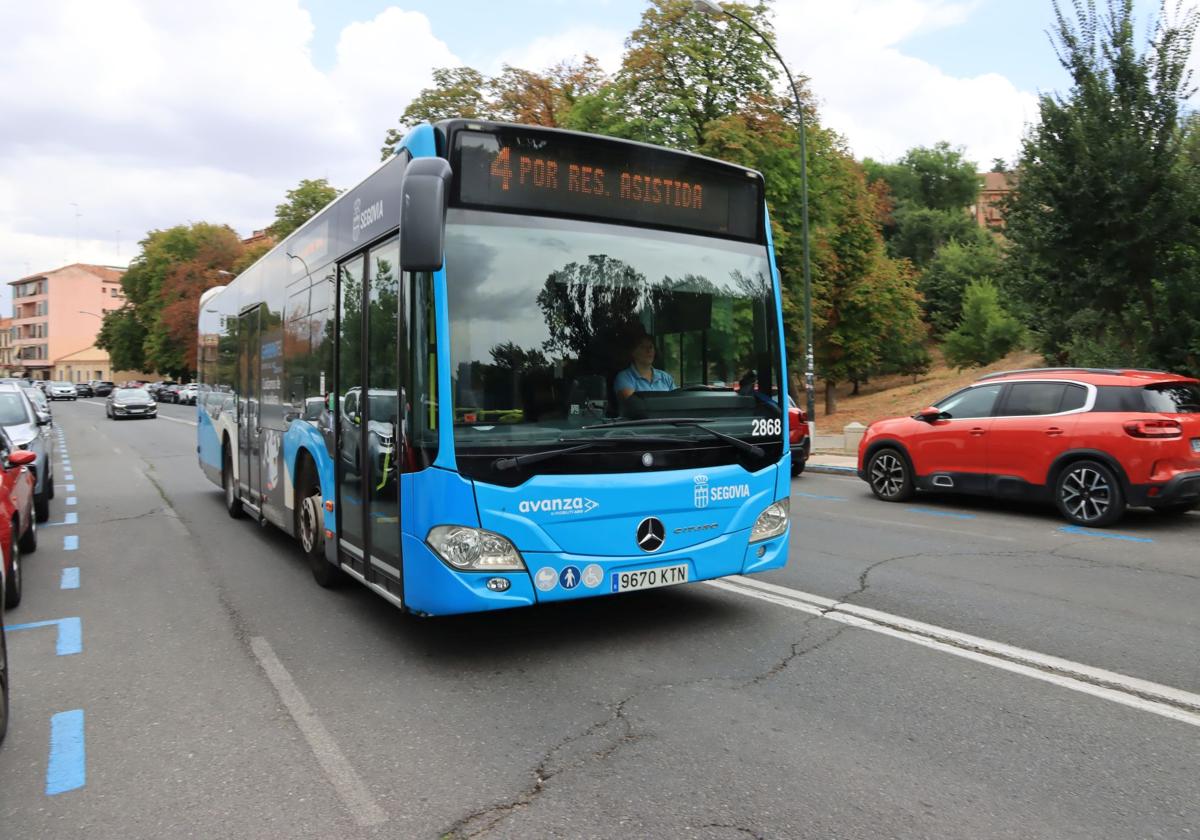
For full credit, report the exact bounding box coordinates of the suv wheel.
[867,448,915,502]
[1055,460,1124,527]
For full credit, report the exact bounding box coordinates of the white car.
[176,384,199,405]
[47,381,77,401]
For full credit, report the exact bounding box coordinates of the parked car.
[47,381,76,401]
[788,397,810,475]
[858,367,1200,527]
[159,384,181,403]
[0,427,38,608]
[91,380,115,397]
[147,381,175,399]
[20,386,52,424]
[74,382,94,398]
[176,383,199,405]
[106,387,157,420]
[0,565,8,745]
[0,384,53,521]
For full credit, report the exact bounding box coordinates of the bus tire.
[297,470,341,588]
[223,445,243,519]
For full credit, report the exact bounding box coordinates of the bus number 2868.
[752,418,782,437]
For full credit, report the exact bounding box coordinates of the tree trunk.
[825,380,838,416]
[851,379,860,396]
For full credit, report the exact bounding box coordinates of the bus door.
[237,304,263,508]
[335,241,403,589]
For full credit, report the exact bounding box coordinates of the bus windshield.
[446,209,783,478]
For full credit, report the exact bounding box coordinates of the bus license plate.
[612,563,689,593]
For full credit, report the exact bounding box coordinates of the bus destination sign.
[454,127,762,241]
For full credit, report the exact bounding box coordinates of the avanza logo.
[518,497,599,516]
[351,197,384,242]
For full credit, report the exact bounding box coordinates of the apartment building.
[0,316,12,376]
[8,263,125,380]
[972,171,1015,230]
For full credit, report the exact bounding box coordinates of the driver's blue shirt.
[615,364,676,394]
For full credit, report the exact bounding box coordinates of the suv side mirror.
[916,406,944,422]
[400,157,452,272]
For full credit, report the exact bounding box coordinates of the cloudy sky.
[0,0,1189,313]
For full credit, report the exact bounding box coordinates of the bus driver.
[615,333,676,399]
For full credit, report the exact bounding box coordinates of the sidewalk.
[804,452,859,476]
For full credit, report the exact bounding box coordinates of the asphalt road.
[2,399,1197,839]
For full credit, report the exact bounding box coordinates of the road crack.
[440,692,644,839]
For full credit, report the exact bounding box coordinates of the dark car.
[92,380,115,397]
[106,387,157,419]
[75,382,94,398]
[0,427,38,609]
[160,384,182,403]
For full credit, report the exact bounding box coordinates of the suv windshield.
[1143,382,1200,413]
[445,210,783,479]
[0,392,33,425]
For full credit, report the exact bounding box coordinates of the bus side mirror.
[401,157,452,272]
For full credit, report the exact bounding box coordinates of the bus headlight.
[750,499,790,542]
[426,526,527,572]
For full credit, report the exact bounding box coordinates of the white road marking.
[157,414,197,427]
[708,575,1200,728]
[249,637,387,827]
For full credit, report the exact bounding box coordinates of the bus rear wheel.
[298,479,341,588]
[223,446,243,519]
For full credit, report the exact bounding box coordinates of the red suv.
[857,368,1200,527]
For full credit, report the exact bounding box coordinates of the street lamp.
[693,0,815,429]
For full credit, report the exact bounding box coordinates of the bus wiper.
[491,435,691,471]
[581,418,764,458]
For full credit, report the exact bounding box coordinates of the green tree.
[381,67,493,158]
[100,222,254,379]
[95,307,147,373]
[1003,0,1200,371]
[943,279,1024,368]
[919,238,1005,334]
[267,178,341,240]
[613,0,780,149]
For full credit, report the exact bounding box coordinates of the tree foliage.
[943,279,1024,368]
[919,238,1006,335]
[1003,0,1200,371]
[98,222,265,379]
[267,178,340,240]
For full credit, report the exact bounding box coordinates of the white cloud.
[773,0,1038,166]
[492,25,627,75]
[0,1,461,311]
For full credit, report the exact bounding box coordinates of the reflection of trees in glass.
[367,254,399,389]
[338,262,363,392]
[536,254,651,364]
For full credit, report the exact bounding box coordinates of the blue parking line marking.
[66,484,75,492]
[909,507,977,520]
[5,617,83,655]
[61,568,80,589]
[45,513,79,527]
[65,474,74,481]
[793,491,847,501]
[64,536,79,551]
[1059,525,1153,543]
[46,710,86,795]
[66,497,77,506]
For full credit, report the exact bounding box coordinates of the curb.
[805,464,859,476]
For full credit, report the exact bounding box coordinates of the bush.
[943,279,1024,368]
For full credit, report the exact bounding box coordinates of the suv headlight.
[750,498,790,542]
[426,525,526,571]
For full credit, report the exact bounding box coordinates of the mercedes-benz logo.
[636,517,665,553]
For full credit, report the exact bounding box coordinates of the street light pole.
[692,0,815,429]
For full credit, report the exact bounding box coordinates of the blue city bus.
[196,120,791,616]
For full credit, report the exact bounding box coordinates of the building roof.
[8,263,125,286]
[980,171,1014,192]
